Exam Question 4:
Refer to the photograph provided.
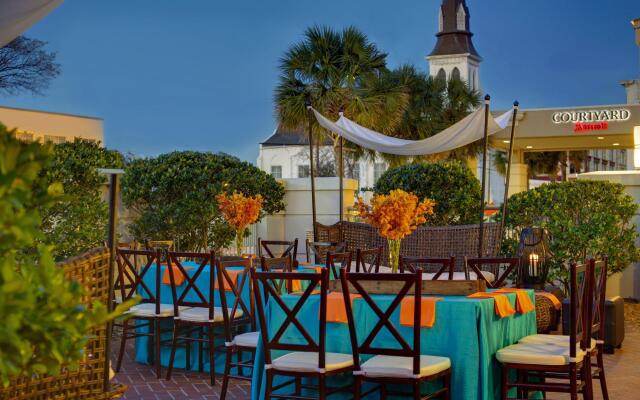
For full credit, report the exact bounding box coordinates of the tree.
[374,161,482,225]
[0,36,60,96]
[122,151,286,252]
[275,25,408,170]
[38,139,124,261]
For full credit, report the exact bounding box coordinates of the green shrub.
[502,180,639,286]
[122,151,286,251]
[0,128,127,385]
[38,139,124,260]
[373,160,481,225]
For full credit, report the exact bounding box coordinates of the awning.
[0,0,63,48]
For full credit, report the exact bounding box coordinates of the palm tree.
[275,25,408,171]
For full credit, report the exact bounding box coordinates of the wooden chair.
[339,268,452,399]
[399,256,455,280]
[165,250,225,386]
[518,258,609,399]
[306,240,347,264]
[114,248,170,379]
[252,268,354,399]
[258,238,298,260]
[464,257,520,288]
[146,240,175,251]
[326,251,352,280]
[355,247,382,273]
[260,255,294,294]
[496,261,595,400]
[216,259,256,400]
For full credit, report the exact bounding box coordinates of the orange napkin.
[326,292,361,323]
[400,297,443,328]
[495,288,535,314]
[214,269,244,292]
[291,267,324,292]
[536,291,562,310]
[162,266,193,285]
[467,292,516,318]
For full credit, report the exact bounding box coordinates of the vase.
[388,238,401,273]
[235,229,246,257]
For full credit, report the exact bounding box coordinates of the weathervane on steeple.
[426,0,482,91]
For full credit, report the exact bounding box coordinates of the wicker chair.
[0,247,127,400]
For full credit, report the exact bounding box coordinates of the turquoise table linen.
[250,290,536,400]
[134,262,251,374]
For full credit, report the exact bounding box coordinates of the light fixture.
[503,140,510,143]
[525,145,533,149]
[613,143,620,146]
[597,136,604,140]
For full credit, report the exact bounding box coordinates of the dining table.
[250,287,537,400]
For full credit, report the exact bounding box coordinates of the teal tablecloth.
[250,290,536,400]
[134,263,251,373]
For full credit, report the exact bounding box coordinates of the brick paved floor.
[113,304,640,399]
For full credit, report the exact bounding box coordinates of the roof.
[261,125,333,147]
[428,0,481,58]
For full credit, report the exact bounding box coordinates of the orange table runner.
[536,291,562,310]
[213,269,244,292]
[399,297,443,328]
[495,288,536,314]
[326,292,361,323]
[161,266,193,285]
[467,292,516,318]
[292,266,323,292]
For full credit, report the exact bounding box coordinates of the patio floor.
[112,303,640,400]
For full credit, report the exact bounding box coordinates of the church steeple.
[427,0,482,90]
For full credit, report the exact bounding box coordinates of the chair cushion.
[232,331,259,348]
[360,355,451,378]
[125,303,183,317]
[496,342,585,366]
[271,352,353,373]
[175,306,243,323]
[518,334,597,351]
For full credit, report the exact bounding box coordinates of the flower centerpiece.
[217,191,263,256]
[357,189,435,272]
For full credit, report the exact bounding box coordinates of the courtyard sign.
[552,108,631,124]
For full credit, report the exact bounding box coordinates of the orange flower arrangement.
[217,191,263,256]
[357,189,435,271]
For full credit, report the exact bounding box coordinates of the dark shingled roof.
[261,125,333,146]
[429,0,481,59]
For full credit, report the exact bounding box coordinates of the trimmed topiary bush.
[501,180,639,286]
[373,160,481,225]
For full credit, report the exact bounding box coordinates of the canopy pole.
[338,108,345,223]
[478,94,491,257]
[499,101,519,247]
[306,102,318,240]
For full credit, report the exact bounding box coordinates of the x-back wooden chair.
[326,251,352,280]
[260,255,295,294]
[258,238,299,260]
[355,247,382,273]
[399,256,455,281]
[465,257,520,288]
[252,268,354,399]
[339,268,452,399]
[306,240,347,264]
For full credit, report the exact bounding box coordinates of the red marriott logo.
[574,121,608,133]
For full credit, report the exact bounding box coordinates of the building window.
[456,4,467,30]
[374,163,386,182]
[15,131,34,142]
[436,68,446,81]
[451,67,461,81]
[271,165,282,179]
[349,163,360,180]
[298,165,310,178]
[44,135,66,144]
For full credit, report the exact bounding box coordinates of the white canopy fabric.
[312,106,513,156]
[0,0,63,48]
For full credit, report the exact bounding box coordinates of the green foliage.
[122,151,285,252]
[374,160,481,225]
[38,139,124,260]
[502,180,639,284]
[0,127,128,385]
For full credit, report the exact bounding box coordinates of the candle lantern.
[517,227,551,290]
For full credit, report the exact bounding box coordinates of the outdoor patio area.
[113,304,640,400]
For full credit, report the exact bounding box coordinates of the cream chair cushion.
[232,331,260,348]
[367,266,495,283]
[359,355,451,378]
[125,303,185,317]
[271,352,353,373]
[497,342,585,366]
[175,306,243,323]
[519,334,597,351]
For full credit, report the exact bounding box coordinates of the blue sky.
[7,0,640,162]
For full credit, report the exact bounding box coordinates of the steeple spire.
[429,0,480,58]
